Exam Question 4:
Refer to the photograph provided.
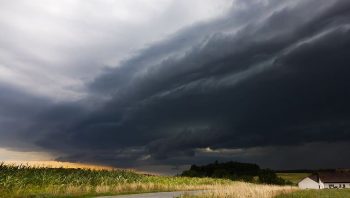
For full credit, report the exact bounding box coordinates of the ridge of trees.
[181,161,291,185]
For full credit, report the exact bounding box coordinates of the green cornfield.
[0,163,231,198]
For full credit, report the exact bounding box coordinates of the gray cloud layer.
[1,0,350,172]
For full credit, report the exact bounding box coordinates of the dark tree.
[181,161,290,185]
[258,169,290,185]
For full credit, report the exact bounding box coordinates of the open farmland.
[276,173,311,185]
[276,189,350,198]
[1,160,114,170]
[0,163,299,198]
[182,182,297,198]
[0,163,231,198]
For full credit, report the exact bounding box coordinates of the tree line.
[181,161,292,185]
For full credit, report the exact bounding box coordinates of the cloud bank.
[1,0,350,173]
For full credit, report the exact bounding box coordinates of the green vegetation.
[258,169,292,185]
[0,163,231,198]
[276,189,350,198]
[181,161,259,182]
[181,161,290,185]
[276,173,311,185]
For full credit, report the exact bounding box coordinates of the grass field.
[276,173,311,185]
[0,163,299,198]
[0,163,231,198]
[276,189,350,198]
[182,183,297,198]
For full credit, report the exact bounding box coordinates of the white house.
[298,172,350,189]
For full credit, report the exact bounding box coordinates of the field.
[276,173,311,185]
[276,189,350,198]
[183,183,297,198]
[0,163,230,198]
[1,161,114,170]
[0,163,298,198]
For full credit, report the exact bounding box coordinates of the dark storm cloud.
[2,0,350,171]
[0,84,51,150]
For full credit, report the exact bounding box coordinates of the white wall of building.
[298,177,319,189]
[319,179,324,189]
[324,183,350,188]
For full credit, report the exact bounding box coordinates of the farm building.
[298,172,350,189]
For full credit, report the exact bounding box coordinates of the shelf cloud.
[1,0,350,173]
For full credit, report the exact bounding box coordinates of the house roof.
[318,172,350,183]
[308,174,319,182]
[305,172,350,183]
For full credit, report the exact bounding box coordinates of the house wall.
[319,179,324,189]
[324,183,350,189]
[298,177,319,189]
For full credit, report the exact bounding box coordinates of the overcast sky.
[1,0,350,174]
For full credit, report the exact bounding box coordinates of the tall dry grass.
[6,183,214,197]
[0,163,298,198]
[10,182,295,198]
[183,182,298,198]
